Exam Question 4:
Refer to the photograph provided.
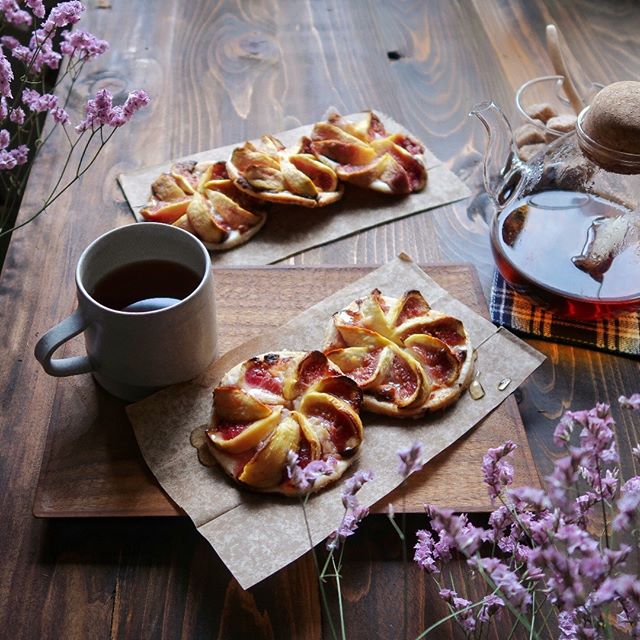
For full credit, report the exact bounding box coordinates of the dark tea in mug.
[91,260,202,313]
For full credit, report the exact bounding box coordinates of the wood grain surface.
[1,1,639,639]
[33,264,539,518]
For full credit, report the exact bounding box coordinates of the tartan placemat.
[490,271,640,357]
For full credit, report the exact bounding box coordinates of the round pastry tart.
[307,111,428,195]
[206,351,364,495]
[226,135,344,208]
[323,290,474,417]
[140,160,266,250]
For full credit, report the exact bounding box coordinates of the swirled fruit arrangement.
[226,135,344,207]
[306,111,427,194]
[140,160,266,250]
[324,290,474,417]
[206,351,364,495]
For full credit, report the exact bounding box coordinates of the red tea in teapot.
[492,190,640,320]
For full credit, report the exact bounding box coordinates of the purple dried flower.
[591,573,640,637]
[414,529,439,573]
[10,144,28,165]
[25,0,46,19]
[545,449,583,513]
[59,29,108,58]
[0,35,20,51]
[558,610,579,639]
[51,106,69,125]
[471,557,531,612]
[285,451,336,493]
[554,411,579,446]
[0,128,9,149]
[75,88,112,131]
[613,476,640,532]
[341,469,373,509]
[326,469,373,551]
[42,0,84,34]
[477,594,504,623]
[427,505,486,557]
[9,106,24,124]
[0,49,13,98]
[482,440,516,500]
[578,403,618,467]
[0,149,16,169]
[619,394,640,410]
[438,588,476,633]
[76,88,149,132]
[397,441,424,477]
[0,0,32,27]
[22,88,58,112]
[507,486,552,512]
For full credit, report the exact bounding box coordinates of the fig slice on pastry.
[324,290,474,417]
[206,351,363,495]
[310,110,427,194]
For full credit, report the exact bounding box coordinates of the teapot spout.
[470,101,525,209]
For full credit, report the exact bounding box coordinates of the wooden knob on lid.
[579,81,640,173]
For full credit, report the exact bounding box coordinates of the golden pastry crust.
[206,351,364,495]
[324,290,474,417]
[140,160,267,250]
[226,135,344,208]
[308,111,428,195]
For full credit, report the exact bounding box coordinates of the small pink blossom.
[438,589,476,633]
[60,29,108,58]
[285,451,336,493]
[22,88,58,112]
[397,441,424,477]
[613,476,640,532]
[42,0,84,34]
[9,106,24,124]
[619,394,640,410]
[0,149,16,169]
[51,106,69,125]
[472,557,531,612]
[0,128,9,148]
[477,594,504,623]
[327,469,373,550]
[0,35,20,51]
[10,144,28,165]
[0,0,32,27]
[0,49,13,98]
[25,0,46,19]
[482,440,516,500]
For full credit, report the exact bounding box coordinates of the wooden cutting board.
[33,264,540,517]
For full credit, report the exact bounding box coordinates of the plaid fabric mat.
[490,271,640,357]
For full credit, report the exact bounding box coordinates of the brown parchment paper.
[126,257,545,589]
[117,112,471,265]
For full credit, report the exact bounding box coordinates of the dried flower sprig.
[412,396,640,638]
[0,1,149,240]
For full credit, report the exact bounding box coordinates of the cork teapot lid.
[578,81,640,174]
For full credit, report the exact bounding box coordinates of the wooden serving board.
[33,264,540,518]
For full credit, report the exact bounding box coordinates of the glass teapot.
[471,83,640,321]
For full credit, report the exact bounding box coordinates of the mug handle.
[34,308,93,376]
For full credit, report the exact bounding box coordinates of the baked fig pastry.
[226,135,343,207]
[324,290,474,417]
[308,111,427,195]
[141,160,266,250]
[206,351,364,495]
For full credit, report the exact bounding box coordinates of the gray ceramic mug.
[34,223,217,401]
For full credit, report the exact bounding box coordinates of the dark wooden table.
[1,1,639,638]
